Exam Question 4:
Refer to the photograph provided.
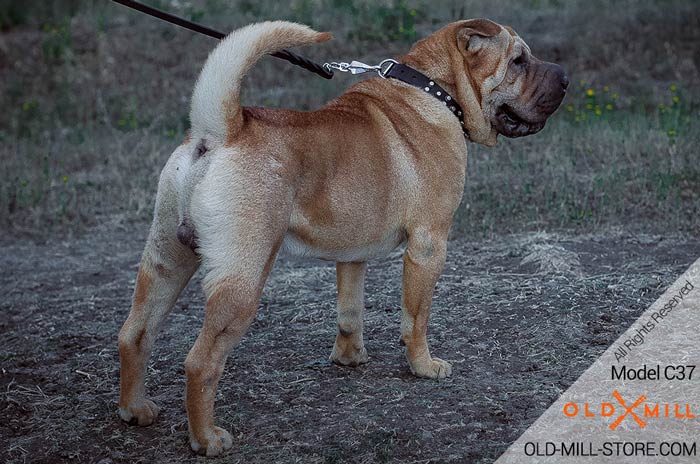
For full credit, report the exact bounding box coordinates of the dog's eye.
[513,54,526,66]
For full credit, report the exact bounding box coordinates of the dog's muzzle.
[494,62,568,138]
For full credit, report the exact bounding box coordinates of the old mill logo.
[563,390,696,430]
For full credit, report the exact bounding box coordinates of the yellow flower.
[594,107,602,115]
[672,96,680,103]
[667,129,677,136]
[566,104,574,112]
[603,86,609,92]
[586,89,595,96]
[612,93,619,100]
[605,104,613,111]
[62,175,68,183]
[670,84,677,92]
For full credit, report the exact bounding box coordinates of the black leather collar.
[383,62,469,139]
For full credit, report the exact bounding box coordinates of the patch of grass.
[453,80,700,237]
[1,0,698,237]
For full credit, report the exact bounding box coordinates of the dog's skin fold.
[117,20,567,456]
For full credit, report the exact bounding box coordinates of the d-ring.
[378,59,398,78]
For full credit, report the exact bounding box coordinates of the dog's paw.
[329,345,368,367]
[190,426,233,457]
[410,357,452,379]
[118,398,160,426]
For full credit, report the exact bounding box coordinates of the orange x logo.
[610,390,647,430]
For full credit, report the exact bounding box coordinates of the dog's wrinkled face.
[453,19,569,141]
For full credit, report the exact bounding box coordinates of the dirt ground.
[2,226,699,463]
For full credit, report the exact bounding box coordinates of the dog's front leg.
[330,261,369,366]
[400,229,452,379]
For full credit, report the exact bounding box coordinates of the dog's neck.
[397,46,458,103]
[396,34,497,146]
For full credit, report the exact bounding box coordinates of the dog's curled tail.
[189,21,331,145]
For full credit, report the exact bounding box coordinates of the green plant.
[117,112,141,131]
[41,18,73,62]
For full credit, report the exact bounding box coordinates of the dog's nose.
[552,63,569,90]
[561,72,570,90]
[545,62,569,92]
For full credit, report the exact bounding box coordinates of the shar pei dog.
[117,18,567,455]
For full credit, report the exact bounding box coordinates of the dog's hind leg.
[118,153,200,426]
[330,261,369,367]
[183,234,283,456]
[183,167,289,456]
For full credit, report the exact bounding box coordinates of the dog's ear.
[456,19,502,51]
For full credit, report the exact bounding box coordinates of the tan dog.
[117,19,567,456]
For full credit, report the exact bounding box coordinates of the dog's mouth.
[492,104,546,138]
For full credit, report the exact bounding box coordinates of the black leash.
[111,0,334,79]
